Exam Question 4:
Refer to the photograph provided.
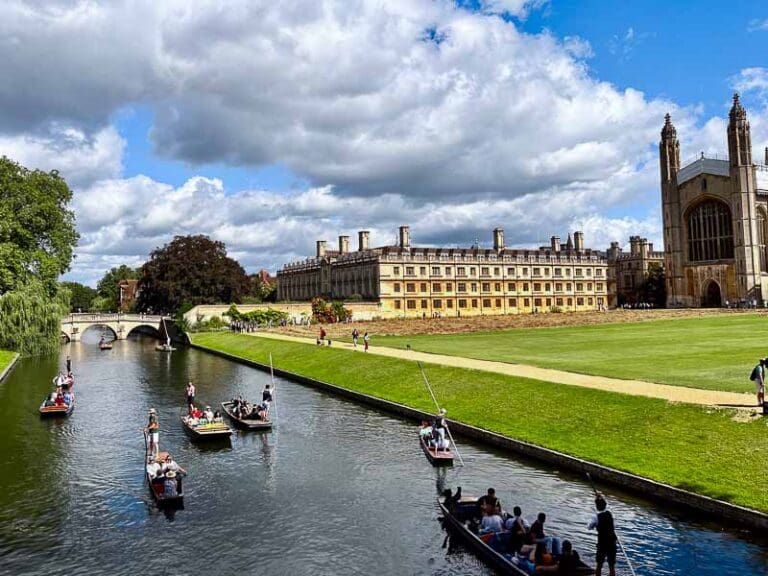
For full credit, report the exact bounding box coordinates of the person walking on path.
[352,328,359,348]
[145,408,160,459]
[185,381,196,409]
[587,494,618,576]
[363,331,370,352]
[751,358,765,407]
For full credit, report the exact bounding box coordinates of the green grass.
[0,351,16,376]
[371,315,768,392]
[193,332,768,513]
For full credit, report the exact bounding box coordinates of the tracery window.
[757,209,768,272]
[687,200,734,262]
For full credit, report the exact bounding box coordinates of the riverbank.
[0,351,18,383]
[191,332,768,516]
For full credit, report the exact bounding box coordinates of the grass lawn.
[0,351,16,376]
[193,332,768,513]
[370,314,768,393]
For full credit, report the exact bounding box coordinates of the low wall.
[190,341,768,531]
[0,353,19,384]
[185,302,384,324]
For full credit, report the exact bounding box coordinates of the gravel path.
[244,331,759,411]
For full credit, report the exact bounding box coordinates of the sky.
[1,0,767,286]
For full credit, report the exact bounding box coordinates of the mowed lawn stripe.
[192,332,768,513]
[373,315,768,392]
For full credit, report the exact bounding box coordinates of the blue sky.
[0,0,766,285]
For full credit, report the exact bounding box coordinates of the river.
[0,332,766,575]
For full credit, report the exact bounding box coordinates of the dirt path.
[244,331,759,411]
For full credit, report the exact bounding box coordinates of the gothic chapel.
[661,93,768,307]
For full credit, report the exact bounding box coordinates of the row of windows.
[392,266,603,278]
[394,282,604,293]
[393,297,600,310]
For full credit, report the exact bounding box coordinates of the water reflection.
[0,335,765,575]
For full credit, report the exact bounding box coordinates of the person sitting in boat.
[419,421,433,441]
[530,513,562,556]
[54,393,65,406]
[147,459,163,480]
[62,391,73,405]
[250,403,266,421]
[532,541,556,572]
[262,384,273,413]
[190,405,203,419]
[505,506,530,550]
[479,509,504,534]
[163,470,179,497]
[213,409,222,421]
[541,540,581,575]
[478,488,502,515]
[162,455,187,477]
[204,406,214,421]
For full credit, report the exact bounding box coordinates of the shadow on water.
[0,335,766,575]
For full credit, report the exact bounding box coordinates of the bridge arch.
[126,324,162,339]
[80,323,118,340]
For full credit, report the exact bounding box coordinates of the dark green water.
[0,333,766,575]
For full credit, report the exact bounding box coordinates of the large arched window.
[758,208,768,272]
[687,200,734,262]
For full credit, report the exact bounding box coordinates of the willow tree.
[0,156,78,355]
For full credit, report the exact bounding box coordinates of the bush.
[549,306,563,313]
[311,297,351,323]
[224,304,288,325]
[347,293,363,302]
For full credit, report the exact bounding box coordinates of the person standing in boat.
[145,408,160,458]
[432,408,448,450]
[185,381,196,409]
[587,494,618,576]
[262,384,274,414]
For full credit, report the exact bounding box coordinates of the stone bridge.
[60,313,172,342]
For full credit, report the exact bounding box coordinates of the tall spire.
[728,92,752,166]
[659,113,680,182]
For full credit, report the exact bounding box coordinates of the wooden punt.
[144,433,184,507]
[39,394,75,417]
[439,497,594,576]
[420,433,454,466]
[99,342,113,350]
[221,401,273,430]
[180,414,232,441]
[155,344,176,352]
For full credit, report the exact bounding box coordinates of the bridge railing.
[62,313,169,323]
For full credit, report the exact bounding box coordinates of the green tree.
[60,281,98,312]
[0,156,78,296]
[96,265,138,311]
[137,235,250,313]
[640,263,666,308]
[249,274,277,302]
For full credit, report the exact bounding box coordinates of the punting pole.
[417,361,464,467]
[586,473,638,576]
[269,353,278,425]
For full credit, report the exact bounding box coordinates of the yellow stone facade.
[277,227,609,318]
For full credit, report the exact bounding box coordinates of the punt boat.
[39,393,75,417]
[438,496,594,576]
[221,401,273,430]
[99,341,113,350]
[155,343,176,352]
[180,414,232,441]
[144,432,184,507]
[420,433,454,466]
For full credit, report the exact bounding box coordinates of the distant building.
[118,279,139,311]
[661,93,768,307]
[276,226,609,317]
[606,237,665,306]
[255,269,274,285]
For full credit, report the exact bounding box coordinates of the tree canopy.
[137,235,250,313]
[60,281,98,312]
[0,156,78,296]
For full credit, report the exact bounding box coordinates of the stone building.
[276,226,609,317]
[606,236,665,306]
[661,93,768,307]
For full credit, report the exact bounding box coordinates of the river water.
[0,333,766,576]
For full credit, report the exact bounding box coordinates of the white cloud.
[747,18,768,32]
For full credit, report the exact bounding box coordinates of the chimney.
[316,240,327,258]
[493,228,505,251]
[398,225,411,249]
[339,235,350,254]
[550,236,561,252]
[574,231,584,252]
[640,237,649,258]
[648,242,654,253]
[358,230,370,252]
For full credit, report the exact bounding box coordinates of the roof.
[678,157,729,184]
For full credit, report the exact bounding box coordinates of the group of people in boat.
[146,452,187,497]
[186,404,224,426]
[419,408,451,452]
[230,385,273,421]
[444,486,617,576]
[42,371,75,408]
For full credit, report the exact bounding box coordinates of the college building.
[276,226,609,317]
[606,236,665,306]
[661,93,768,307]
